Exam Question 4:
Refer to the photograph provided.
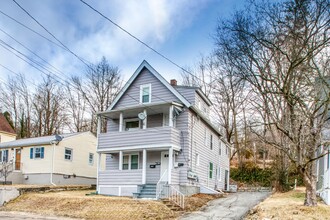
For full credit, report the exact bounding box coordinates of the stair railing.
[167,185,185,209]
[156,169,168,199]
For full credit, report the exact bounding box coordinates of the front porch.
[97,148,180,197]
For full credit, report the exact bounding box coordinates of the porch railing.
[167,185,185,209]
[156,169,168,199]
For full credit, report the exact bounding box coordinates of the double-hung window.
[89,153,94,165]
[30,147,44,159]
[140,84,151,103]
[0,150,9,162]
[122,154,139,170]
[209,162,213,179]
[65,148,73,161]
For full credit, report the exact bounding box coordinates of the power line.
[79,0,199,81]
[0,9,66,50]
[12,0,92,67]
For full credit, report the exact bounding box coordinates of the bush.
[230,166,273,187]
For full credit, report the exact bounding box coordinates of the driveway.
[180,191,271,220]
[0,211,77,220]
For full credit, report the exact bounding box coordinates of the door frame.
[160,151,169,181]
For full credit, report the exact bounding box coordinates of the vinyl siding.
[174,87,196,105]
[113,68,181,110]
[98,127,180,150]
[147,114,163,128]
[98,170,142,185]
[107,119,119,132]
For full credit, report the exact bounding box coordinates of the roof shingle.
[0,113,15,134]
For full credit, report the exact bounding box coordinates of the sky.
[0,0,246,86]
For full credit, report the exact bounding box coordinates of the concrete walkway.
[180,191,271,220]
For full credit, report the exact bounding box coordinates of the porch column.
[119,151,123,170]
[119,112,123,132]
[142,149,147,184]
[169,105,174,127]
[143,109,147,129]
[97,153,102,192]
[168,147,173,184]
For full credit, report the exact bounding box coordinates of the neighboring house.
[0,113,16,144]
[317,145,330,205]
[96,60,230,199]
[0,132,98,185]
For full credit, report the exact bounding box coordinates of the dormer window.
[140,84,151,103]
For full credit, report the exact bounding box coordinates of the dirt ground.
[0,190,221,220]
[245,187,330,220]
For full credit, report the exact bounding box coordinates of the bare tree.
[215,0,330,206]
[32,76,67,136]
[72,57,122,132]
[65,83,89,132]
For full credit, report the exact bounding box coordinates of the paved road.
[180,192,271,220]
[0,211,76,220]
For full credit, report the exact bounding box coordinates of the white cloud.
[0,0,210,84]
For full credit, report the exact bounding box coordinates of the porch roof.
[98,101,183,119]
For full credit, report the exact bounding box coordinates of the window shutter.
[30,148,34,159]
[41,147,44,158]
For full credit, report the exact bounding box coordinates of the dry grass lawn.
[245,187,330,220]
[0,190,221,219]
[0,190,176,219]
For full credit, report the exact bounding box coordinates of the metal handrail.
[156,169,168,199]
[167,184,185,209]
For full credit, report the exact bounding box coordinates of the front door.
[15,149,21,170]
[160,151,169,182]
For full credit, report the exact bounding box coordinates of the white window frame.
[122,154,139,170]
[0,150,8,162]
[64,148,73,161]
[140,84,151,104]
[124,118,140,131]
[89,153,94,165]
[34,147,42,159]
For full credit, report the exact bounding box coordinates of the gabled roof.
[0,132,90,149]
[106,60,191,111]
[0,113,15,134]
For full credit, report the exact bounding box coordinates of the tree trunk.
[301,167,317,206]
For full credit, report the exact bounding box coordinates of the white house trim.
[97,144,181,153]
[106,60,191,111]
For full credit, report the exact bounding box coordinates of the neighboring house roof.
[0,113,15,134]
[0,132,90,149]
[106,60,191,111]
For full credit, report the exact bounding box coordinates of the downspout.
[50,141,56,186]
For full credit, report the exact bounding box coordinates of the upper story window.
[65,148,73,161]
[219,141,222,155]
[140,84,151,103]
[124,118,140,131]
[210,134,213,150]
[30,147,44,159]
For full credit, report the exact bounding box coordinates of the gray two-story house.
[96,60,230,201]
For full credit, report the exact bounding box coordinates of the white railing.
[156,169,168,199]
[167,185,185,209]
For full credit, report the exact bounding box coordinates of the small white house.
[0,132,98,185]
[317,145,330,204]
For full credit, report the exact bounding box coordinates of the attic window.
[140,84,151,103]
